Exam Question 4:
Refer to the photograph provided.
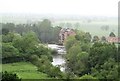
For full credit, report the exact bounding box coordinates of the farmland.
[52,18,117,37]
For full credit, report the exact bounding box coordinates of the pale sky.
[0,0,119,17]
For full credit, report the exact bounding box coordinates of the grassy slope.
[2,62,50,79]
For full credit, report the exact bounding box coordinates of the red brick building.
[59,28,76,43]
[107,37,120,43]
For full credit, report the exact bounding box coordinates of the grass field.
[53,18,118,37]
[2,62,50,79]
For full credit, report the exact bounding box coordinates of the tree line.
[1,19,61,44]
[1,19,119,80]
[1,21,64,79]
[64,30,119,80]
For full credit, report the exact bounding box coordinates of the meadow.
[2,62,49,79]
[53,18,118,37]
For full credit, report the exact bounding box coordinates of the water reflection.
[48,44,66,72]
[52,55,65,71]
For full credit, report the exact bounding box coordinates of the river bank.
[47,44,66,72]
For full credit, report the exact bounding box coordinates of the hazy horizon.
[0,0,119,17]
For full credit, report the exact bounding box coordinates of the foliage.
[33,19,61,43]
[1,19,118,80]
[101,36,106,42]
[37,55,63,78]
[92,35,99,42]
[80,42,91,52]
[65,30,92,76]
[88,43,118,80]
[66,42,89,75]
[1,26,56,78]
[1,19,61,43]
[109,32,116,37]
[101,25,109,31]
[29,55,39,64]
[100,58,118,80]
[65,30,118,80]
[88,42,117,68]
[14,31,39,54]
[118,44,120,62]
[2,33,15,43]
[91,58,119,80]
[2,71,21,81]
[2,43,19,58]
[84,32,92,43]
[75,31,91,43]
[75,30,85,41]
[79,74,98,81]
[2,30,53,64]
[75,52,89,75]
[2,28,9,35]
[64,36,77,51]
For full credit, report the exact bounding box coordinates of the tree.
[92,36,99,42]
[2,23,15,34]
[74,52,89,75]
[29,54,39,64]
[66,43,82,73]
[2,71,21,81]
[2,28,9,35]
[13,31,40,54]
[118,44,120,62]
[66,43,90,75]
[84,32,92,43]
[100,58,118,80]
[2,33,15,43]
[101,36,106,42]
[15,24,25,35]
[74,31,92,43]
[64,36,77,51]
[88,42,117,68]
[5,23,15,32]
[91,58,119,80]
[109,32,116,37]
[2,43,19,58]
[39,19,52,43]
[37,55,62,78]
[101,25,109,31]
[80,42,91,52]
[75,30,85,42]
[49,66,62,78]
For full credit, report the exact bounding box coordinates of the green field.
[53,18,118,37]
[2,62,50,79]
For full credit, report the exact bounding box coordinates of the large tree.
[92,36,99,42]
[88,42,117,68]
[109,32,116,37]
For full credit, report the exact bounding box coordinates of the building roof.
[107,37,120,43]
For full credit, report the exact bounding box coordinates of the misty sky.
[0,0,119,17]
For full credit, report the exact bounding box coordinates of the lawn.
[2,62,50,79]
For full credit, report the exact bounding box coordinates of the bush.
[2,71,21,81]
[79,74,98,81]
[51,49,58,55]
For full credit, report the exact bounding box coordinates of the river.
[48,44,66,72]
